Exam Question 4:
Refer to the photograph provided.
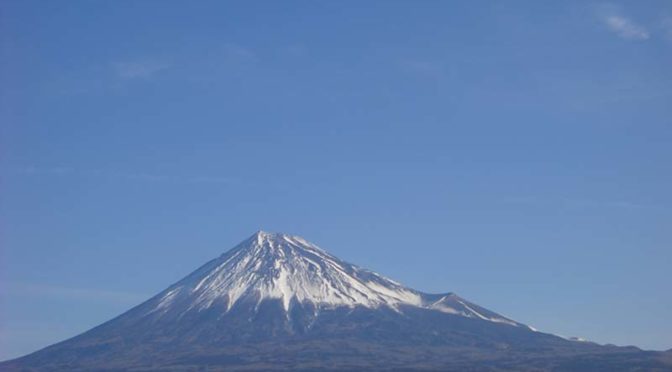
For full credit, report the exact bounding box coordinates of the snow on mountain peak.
[152,231,422,313]
[149,231,525,328]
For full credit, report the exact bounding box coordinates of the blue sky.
[1,0,671,360]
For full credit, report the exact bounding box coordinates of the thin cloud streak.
[1,282,148,305]
[398,59,446,78]
[222,43,256,61]
[10,166,234,185]
[502,196,665,211]
[112,60,169,79]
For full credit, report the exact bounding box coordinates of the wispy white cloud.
[596,4,650,41]
[112,60,169,79]
[603,15,650,40]
[10,166,234,185]
[661,17,672,41]
[0,282,148,305]
[502,195,664,211]
[222,43,256,61]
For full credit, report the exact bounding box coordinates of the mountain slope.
[2,231,670,371]
[148,231,525,327]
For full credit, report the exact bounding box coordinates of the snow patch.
[151,231,527,329]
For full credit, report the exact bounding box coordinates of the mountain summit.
[155,230,426,313]
[152,231,523,327]
[3,231,670,371]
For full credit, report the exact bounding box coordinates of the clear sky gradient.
[1,0,671,361]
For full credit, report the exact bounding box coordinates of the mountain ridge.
[2,231,670,371]
[146,230,526,329]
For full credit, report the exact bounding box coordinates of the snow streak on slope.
[151,231,525,328]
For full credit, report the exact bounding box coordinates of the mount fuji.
[2,231,670,371]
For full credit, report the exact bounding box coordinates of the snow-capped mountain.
[2,231,670,371]
[150,231,523,327]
